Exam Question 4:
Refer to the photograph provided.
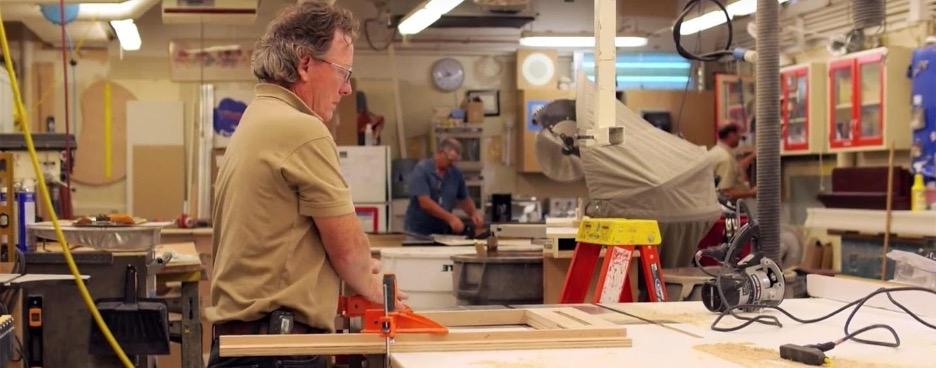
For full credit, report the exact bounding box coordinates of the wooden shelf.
[805,208,936,238]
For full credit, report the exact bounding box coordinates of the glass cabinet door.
[782,68,809,150]
[856,54,884,145]
[829,60,855,147]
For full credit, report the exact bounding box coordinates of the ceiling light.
[680,0,790,35]
[519,36,648,48]
[398,0,465,35]
[110,19,141,51]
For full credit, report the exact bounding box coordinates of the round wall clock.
[431,57,465,92]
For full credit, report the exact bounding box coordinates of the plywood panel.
[622,90,715,148]
[132,145,184,221]
[617,0,677,17]
[126,101,184,215]
[72,80,135,185]
[126,101,184,146]
[31,62,55,133]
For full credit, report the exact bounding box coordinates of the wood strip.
[525,309,591,329]
[418,309,527,327]
[553,308,618,327]
[220,328,630,357]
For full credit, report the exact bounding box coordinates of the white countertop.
[392,297,936,368]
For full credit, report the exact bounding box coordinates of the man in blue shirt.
[405,138,484,236]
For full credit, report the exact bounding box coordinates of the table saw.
[220,275,935,367]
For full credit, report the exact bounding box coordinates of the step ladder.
[559,218,667,303]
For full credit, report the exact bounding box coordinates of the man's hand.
[447,215,465,234]
[365,273,410,307]
[370,258,381,274]
[470,212,484,229]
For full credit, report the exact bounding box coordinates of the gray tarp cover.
[573,79,722,266]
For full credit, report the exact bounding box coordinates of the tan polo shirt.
[205,83,355,331]
[711,141,747,192]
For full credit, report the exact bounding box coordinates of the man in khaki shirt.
[711,123,757,200]
[206,3,391,367]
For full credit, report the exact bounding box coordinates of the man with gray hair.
[405,137,484,236]
[206,2,395,367]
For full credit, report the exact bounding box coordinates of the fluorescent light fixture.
[519,36,648,48]
[615,76,689,83]
[680,0,790,35]
[398,0,464,35]
[581,61,691,69]
[110,19,141,51]
[726,0,757,16]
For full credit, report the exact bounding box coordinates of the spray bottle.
[911,174,926,211]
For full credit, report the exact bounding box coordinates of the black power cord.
[672,0,735,62]
[713,287,936,365]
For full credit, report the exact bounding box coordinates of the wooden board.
[132,145,184,221]
[72,80,135,185]
[126,101,185,218]
[221,328,630,356]
[418,309,526,327]
[221,308,630,357]
[30,62,56,133]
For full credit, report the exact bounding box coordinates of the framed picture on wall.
[466,89,500,117]
[169,39,256,81]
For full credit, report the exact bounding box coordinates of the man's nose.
[339,81,352,96]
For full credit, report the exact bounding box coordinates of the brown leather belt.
[213,316,326,337]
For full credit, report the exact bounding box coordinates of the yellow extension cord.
[0,9,134,368]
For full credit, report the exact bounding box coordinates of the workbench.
[154,242,205,368]
[391,276,936,368]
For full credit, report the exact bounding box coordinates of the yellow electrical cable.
[0,9,134,368]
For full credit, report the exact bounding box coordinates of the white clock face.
[431,58,465,92]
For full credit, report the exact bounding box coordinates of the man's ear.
[297,55,312,82]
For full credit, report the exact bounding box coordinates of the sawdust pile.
[693,342,911,368]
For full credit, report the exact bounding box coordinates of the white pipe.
[0,0,158,21]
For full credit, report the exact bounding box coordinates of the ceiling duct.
[853,0,885,29]
[473,0,529,14]
[161,0,259,25]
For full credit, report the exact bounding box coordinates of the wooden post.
[881,142,895,281]
[594,0,617,138]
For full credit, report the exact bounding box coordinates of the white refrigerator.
[337,145,390,233]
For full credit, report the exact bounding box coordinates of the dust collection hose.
[0,9,135,368]
[755,0,781,265]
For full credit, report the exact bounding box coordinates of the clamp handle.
[383,274,396,313]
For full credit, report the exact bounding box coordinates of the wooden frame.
[220,308,630,357]
[466,89,500,117]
